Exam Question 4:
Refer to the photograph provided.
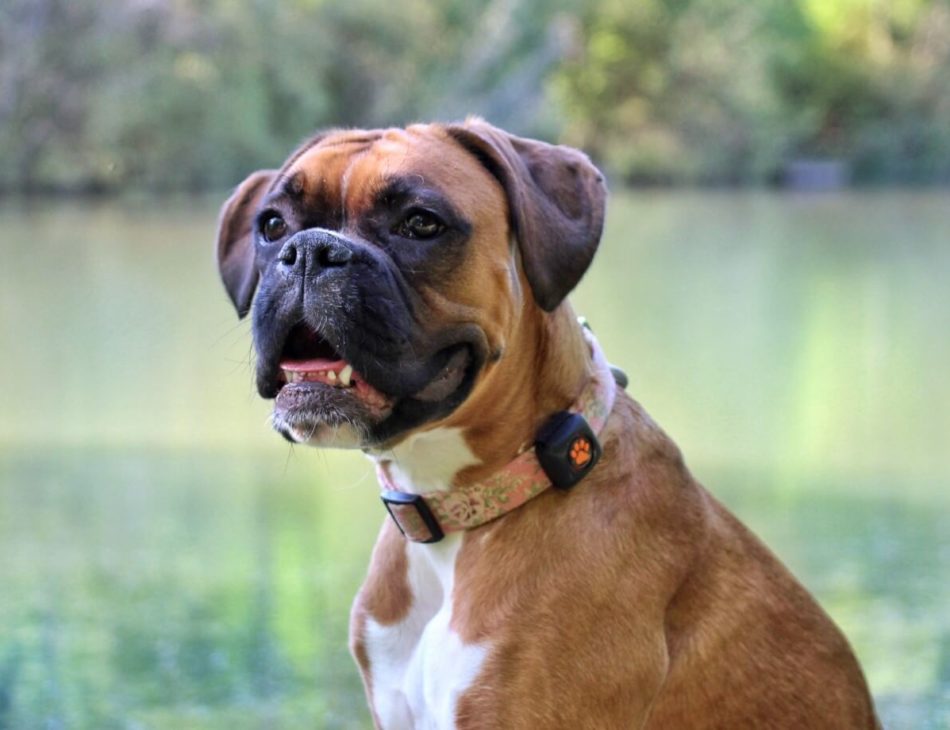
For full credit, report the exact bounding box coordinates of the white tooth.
[339,365,353,386]
[327,370,337,382]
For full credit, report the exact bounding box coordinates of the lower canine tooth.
[327,371,337,382]
[339,365,353,386]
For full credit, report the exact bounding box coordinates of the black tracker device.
[534,411,602,490]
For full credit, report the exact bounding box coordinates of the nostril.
[319,243,353,267]
[279,243,297,266]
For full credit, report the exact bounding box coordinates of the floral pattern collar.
[375,327,618,543]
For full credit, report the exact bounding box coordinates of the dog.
[216,119,880,729]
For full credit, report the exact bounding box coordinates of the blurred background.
[1,0,949,728]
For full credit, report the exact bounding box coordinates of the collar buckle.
[380,490,445,543]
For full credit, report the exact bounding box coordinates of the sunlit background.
[1,1,949,728]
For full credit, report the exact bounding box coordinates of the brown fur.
[354,353,880,727]
[220,121,879,728]
[445,389,879,728]
[347,125,877,728]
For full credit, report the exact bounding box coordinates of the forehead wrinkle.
[320,131,382,149]
[341,137,416,217]
[260,171,297,208]
[283,145,352,218]
[339,147,374,218]
[277,171,305,199]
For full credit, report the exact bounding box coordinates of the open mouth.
[265,321,482,444]
[275,324,394,413]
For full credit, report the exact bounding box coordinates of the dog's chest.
[362,535,489,730]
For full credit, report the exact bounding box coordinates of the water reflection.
[0,192,947,728]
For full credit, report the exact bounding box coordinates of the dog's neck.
[369,303,591,494]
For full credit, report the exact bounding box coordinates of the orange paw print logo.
[569,437,592,470]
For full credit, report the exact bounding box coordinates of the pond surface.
[1,191,948,728]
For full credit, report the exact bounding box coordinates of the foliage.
[0,0,577,193]
[552,0,802,183]
[556,0,950,183]
[1,0,949,192]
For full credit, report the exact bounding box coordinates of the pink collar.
[375,328,618,543]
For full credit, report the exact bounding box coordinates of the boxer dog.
[216,119,880,729]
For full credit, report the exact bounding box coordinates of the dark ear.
[216,169,277,318]
[445,119,607,311]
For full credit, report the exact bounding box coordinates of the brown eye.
[398,211,444,239]
[261,215,287,242]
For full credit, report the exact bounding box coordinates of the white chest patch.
[374,426,479,494]
[363,534,489,730]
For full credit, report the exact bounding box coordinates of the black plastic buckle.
[535,412,602,490]
[380,490,445,543]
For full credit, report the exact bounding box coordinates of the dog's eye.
[397,211,444,240]
[261,215,288,242]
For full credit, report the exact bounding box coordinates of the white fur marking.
[364,535,489,730]
[373,426,480,494]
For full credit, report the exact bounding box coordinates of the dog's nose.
[277,230,353,275]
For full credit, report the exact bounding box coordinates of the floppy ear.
[445,120,607,311]
[216,169,276,318]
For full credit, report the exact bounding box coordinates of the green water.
[0,191,948,728]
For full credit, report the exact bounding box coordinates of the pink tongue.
[280,358,347,373]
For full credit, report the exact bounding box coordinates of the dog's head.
[216,120,606,449]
